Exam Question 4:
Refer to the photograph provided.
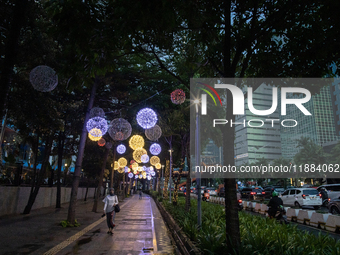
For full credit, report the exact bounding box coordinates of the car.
[263,186,285,198]
[205,187,217,196]
[327,196,340,214]
[280,188,322,209]
[317,184,340,201]
[218,187,225,197]
[241,187,265,200]
[194,186,206,195]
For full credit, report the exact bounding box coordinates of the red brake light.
[238,199,242,203]
[319,194,322,197]
[250,192,256,195]
[328,198,331,201]
[215,190,217,192]
[302,194,308,199]
[262,192,265,194]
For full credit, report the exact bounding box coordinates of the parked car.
[280,188,322,209]
[317,184,340,201]
[263,186,284,198]
[241,187,265,200]
[205,187,217,196]
[194,186,206,195]
[327,196,340,214]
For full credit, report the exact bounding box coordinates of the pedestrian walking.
[139,190,142,199]
[103,188,119,235]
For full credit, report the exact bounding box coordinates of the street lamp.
[169,149,173,203]
[194,98,202,228]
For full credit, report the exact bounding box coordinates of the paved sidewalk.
[0,193,175,255]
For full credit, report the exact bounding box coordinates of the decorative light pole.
[169,148,173,203]
[194,99,202,228]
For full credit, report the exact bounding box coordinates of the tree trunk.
[23,135,53,214]
[84,178,89,201]
[163,160,170,200]
[67,80,98,224]
[56,131,65,208]
[0,0,28,119]
[92,147,110,212]
[30,133,40,195]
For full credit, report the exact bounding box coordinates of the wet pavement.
[0,193,175,255]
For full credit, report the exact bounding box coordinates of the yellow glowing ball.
[88,132,102,141]
[129,135,144,150]
[89,128,102,137]
[132,162,139,171]
[133,148,147,163]
[113,161,119,170]
[150,156,160,166]
[117,167,125,173]
[143,175,146,179]
[155,163,161,169]
[133,170,137,174]
[118,157,127,167]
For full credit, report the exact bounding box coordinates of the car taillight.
[215,190,217,192]
[238,199,242,203]
[302,194,309,199]
[262,192,265,195]
[191,190,193,193]
[250,192,256,195]
[328,198,331,201]
[319,193,322,197]
[208,190,210,193]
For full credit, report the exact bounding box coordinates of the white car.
[205,187,217,196]
[280,188,322,209]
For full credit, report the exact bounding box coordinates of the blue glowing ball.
[136,108,158,129]
[117,144,126,154]
[128,172,133,178]
[150,143,161,155]
[86,117,108,137]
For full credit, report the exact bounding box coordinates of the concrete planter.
[254,203,262,213]
[260,204,268,215]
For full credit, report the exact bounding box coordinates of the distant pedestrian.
[103,188,119,235]
[139,190,142,199]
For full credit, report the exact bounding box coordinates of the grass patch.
[60,219,80,228]
[161,197,340,255]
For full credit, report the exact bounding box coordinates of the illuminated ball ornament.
[124,166,129,173]
[29,65,58,92]
[150,156,160,166]
[132,162,139,171]
[141,154,149,163]
[171,89,186,105]
[147,176,151,181]
[151,171,156,177]
[117,144,126,154]
[129,135,144,150]
[139,174,143,179]
[133,170,137,175]
[135,174,139,179]
[145,125,162,141]
[155,163,162,169]
[150,143,161,155]
[105,142,112,149]
[108,118,132,141]
[128,172,134,178]
[149,166,154,171]
[136,108,158,129]
[118,168,125,173]
[113,161,119,170]
[133,148,147,163]
[88,131,102,141]
[98,138,106,147]
[87,117,108,136]
[118,157,127,167]
[89,107,105,118]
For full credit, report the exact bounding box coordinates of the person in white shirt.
[103,188,118,235]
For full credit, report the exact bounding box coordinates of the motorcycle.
[322,198,331,207]
[267,205,288,224]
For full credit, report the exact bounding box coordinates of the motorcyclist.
[320,187,328,200]
[267,191,283,218]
